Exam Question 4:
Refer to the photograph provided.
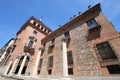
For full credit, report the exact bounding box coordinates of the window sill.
[109,74,120,76]
[100,59,119,67]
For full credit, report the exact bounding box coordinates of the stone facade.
[1,3,120,79]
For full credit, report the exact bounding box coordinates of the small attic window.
[33,30,37,34]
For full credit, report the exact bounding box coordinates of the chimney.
[58,25,61,27]
[78,12,82,15]
[88,5,92,9]
[70,17,72,20]
[73,15,76,18]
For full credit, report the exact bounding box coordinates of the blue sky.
[0,0,120,48]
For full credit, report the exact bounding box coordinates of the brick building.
[0,38,16,66]
[1,3,120,79]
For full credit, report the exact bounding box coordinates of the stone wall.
[40,42,49,75]
[70,24,102,76]
[52,35,63,76]
[40,35,64,76]
[40,21,102,76]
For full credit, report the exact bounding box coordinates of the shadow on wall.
[87,25,101,41]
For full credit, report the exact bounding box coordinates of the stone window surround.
[94,40,119,67]
[96,42,117,60]
[26,36,37,48]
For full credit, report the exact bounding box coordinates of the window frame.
[87,18,98,29]
[67,51,74,66]
[27,39,35,48]
[96,42,117,61]
[38,58,43,69]
[33,30,37,34]
[47,56,54,68]
[64,31,70,39]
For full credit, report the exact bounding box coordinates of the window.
[38,59,43,69]
[48,56,53,68]
[40,44,45,56]
[96,42,117,60]
[48,39,55,54]
[48,47,54,54]
[47,56,53,75]
[41,51,44,56]
[107,65,120,74]
[52,39,55,44]
[43,43,46,48]
[48,69,52,75]
[68,68,73,75]
[37,70,40,74]
[33,30,37,34]
[49,39,55,47]
[64,31,70,39]
[87,19,98,29]
[67,51,73,66]
[28,40,34,47]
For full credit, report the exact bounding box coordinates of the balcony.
[24,43,35,54]
[6,45,16,53]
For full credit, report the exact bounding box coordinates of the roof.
[16,16,52,35]
[41,3,101,43]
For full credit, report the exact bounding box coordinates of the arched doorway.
[14,53,32,75]
[15,56,24,74]
[21,56,29,74]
